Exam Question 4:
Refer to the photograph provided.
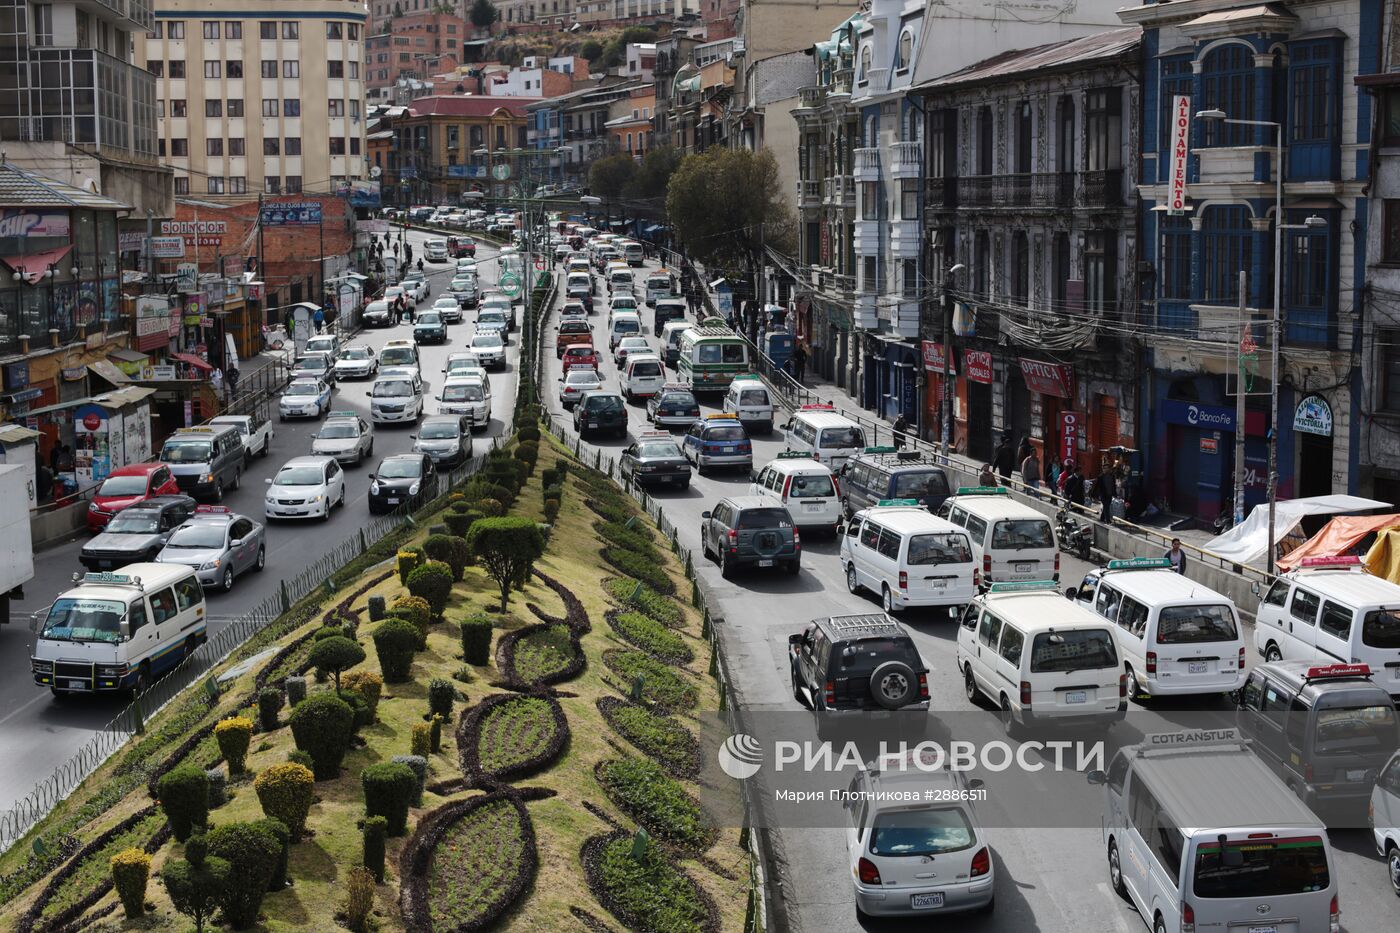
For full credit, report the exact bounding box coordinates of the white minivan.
[1069,557,1247,700]
[783,404,866,469]
[723,375,775,433]
[608,267,635,295]
[945,487,1058,585]
[609,311,642,350]
[622,353,666,400]
[1254,556,1400,700]
[842,503,978,614]
[31,565,207,696]
[750,453,842,534]
[958,581,1125,732]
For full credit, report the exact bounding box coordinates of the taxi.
[155,505,266,591]
[620,432,692,490]
[681,413,753,474]
[278,377,332,420]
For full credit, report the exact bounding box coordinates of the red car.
[87,462,181,531]
[561,343,600,373]
[448,236,476,258]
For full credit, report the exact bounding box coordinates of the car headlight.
[89,502,100,512]
[200,559,221,570]
[202,473,215,483]
[409,482,421,495]
[312,494,323,502]
[97,663,129,677]
[370,483,380,495]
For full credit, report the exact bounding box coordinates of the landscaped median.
[0,412,751,933]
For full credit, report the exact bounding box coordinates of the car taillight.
[1238,646,1246,670]
[983,554,991,576]
[782,476,792,498]
[857,857,882,885]
[970,847,990,878]
[898,571,908,590]
[727,529,738,547]
[1054,552,1060,575]
[832,476,841,498]
[1329,894,1340,933]
[1181,901,1195,933]
[917,672,928,699]
[973,568,981,588]
[1305,760,1314,782]
[824,680,835,706]
[1019,681,1031,706]
[1119,673,1128,698]
[1145,651,1157,674]
[792,529,801,549]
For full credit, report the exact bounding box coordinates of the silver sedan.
[156,506,266,591]
[311,414,375,465]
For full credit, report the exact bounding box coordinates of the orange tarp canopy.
[1276,514,1400,571]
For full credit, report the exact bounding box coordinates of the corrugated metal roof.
[917,26,1140,91]
[0,423,40,444]
[0,163,132,210]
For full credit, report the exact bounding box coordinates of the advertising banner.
[1168,94,1191,213]
[964,350,993,384]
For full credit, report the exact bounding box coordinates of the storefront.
[1148,378,1271,522]
[25,386,155,494]
[1293,393,1336,499]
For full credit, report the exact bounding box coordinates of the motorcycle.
[1056,506,1094,561]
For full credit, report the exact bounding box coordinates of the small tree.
[589,153,638,202]
[163,835,230,933]
[469,0,498,29]
[110,848,151,918]
[206,821,282,929]
[214,717,253,776]
[467,517,545,611]
[288,693,356,779]
[308,634,366,691]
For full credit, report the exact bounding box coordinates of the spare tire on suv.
[787,613,929,715]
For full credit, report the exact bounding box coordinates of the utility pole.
[940,263,965,458]
[1233,269,1247,528]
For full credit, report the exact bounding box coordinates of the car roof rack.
[823,613,902,638]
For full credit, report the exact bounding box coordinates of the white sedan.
[469,332,506,369]
[559,368,603,409]
[333,346,378,380]
[432,297,463,323]
[264,456,346,521]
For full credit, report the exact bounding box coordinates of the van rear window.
[1192,836,1329,899]
[869,807,974,857]
[1362,609,1400,648]
[893,470,949,498]
[1029,630,1117,673]
[991,519,1054,550]
[1156,605,1239,644]
[907,533,972,566]
[1313,704,1398,755]
[819,426,865,448]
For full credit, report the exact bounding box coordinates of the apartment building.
[136,1,369,198]
[366,10,466,99]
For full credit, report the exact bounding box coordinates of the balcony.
[889,141,921,179]
[1081,169,1124,208]
[956,173,1074,209]
[797,179,821,209]
[925,177,957,210]
[798,86,827,109]
[823,174,854,208]
[861,68,889,94]
[854,147,880,181]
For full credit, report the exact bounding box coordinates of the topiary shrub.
[397,547,423,585]
[288,693,355,780]
[596,521,657,555]
[464,479,514,507]
[447,534,472,575]
[475,497,505,517]
[459,614,493,664]
[428,522,448,536]
[541,468,561,488]
[257,687,284,732]
[427,678,456,720]
[391,596,432,648]
[253,762,315,841]
[206,768,228,809]
[422,532,457,571]
[157,763,209,842]
[406,561,454,619]
[391,754,427,807]
[361,761,417,836]
[372,618,419,682]
[468,517,546,611]
[206,821,282,929]
[309,634,365,691]
[313,624,348,641]
[518,426,541,442]
[252,817,290,891]
[514,440,538,465]
[110,848,150,918]
[286,749,314,770]
[338,689,372,731]
[163,835,230,933]
[341,670,383,722]
[544,498,560,524]
[542,484,564,502]
[367,595,386,621]
[429,713,444,752]
[602,546,675,595]
[362,815,387,882]
[410,721,432,759]
[344,866,376,933]
[214,717,253,776]
[285,675,307,707]
[444,507,482,538]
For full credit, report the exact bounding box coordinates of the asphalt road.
[0,229,520,817]
[538,257,1398,933]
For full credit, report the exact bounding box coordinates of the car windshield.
[907,533,973,565]
[736,509,791,530]
[638,442,681,458]
[1362,609,1400,648]
[284,383,320,396]
[275,466,324,486]
[614,320,639,335]
[1156,605,1239,643]
[318,423,359,439]
[443,384,484,402]
[991,519,1055,549]
[787,474,835,499]
[420,423,459,439]
[1193,836,1329,899]
[1029,629,1118,673]
[893,470,949,498]
[630,361,662,377]
[41,598,126,643]
[295,356,327,371]
[1314,704,1398,754]
[585,395,624,413]
[161,438,212,462]
[378,460,421,479]
[705,425,746,441]
[374,380,413,398]
[166,524,228,548]
[868,806,975,857]
[418,313,441,325]
[818,426,865,448]
[97,475,149,496]
[473,335,503,348]
[380,347,417,366]
[105,512,160,533]
[342,347,371,360]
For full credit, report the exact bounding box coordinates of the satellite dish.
[370,165,383,178]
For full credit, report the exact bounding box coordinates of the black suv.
[573,390,628,439]
[840,447,952,517]
[789,613,930,713]
[79,495,198,570]
[699,496,800,578]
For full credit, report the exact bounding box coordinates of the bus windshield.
[42,598,127,643]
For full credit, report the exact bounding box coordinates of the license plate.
[757,559,773,568]
[723,446,736,453]
[910,892,944,909]
[1249,927,1278,933]
[1064,691,1087,704]
[803,503,823,512]
[386,498,400,505]
[66,679,87,689]
[1016,562,1034,573]
[589,423,599,429]
[1188,661,1208,674]
[930,579,946,588]
[1347,769,1369,782]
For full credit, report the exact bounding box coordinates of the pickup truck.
[210,414,274,461]
[556,319,593,357]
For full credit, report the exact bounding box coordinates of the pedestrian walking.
[1164,538,1187,574]
[1016,435,1034,466]
[1020,447,1041,497]
[992,432,1015,483]
[1094,467,1117,524]
[407,301,416,325]
[210,366,224,402]
[1064,463,1086,507]
[313,306,325,334]
[892,412,909,450]
[792,343,808,383]
[226,365,240,399]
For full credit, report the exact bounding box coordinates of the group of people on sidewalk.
[981,431,1134,525]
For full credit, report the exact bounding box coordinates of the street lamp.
[1196,109,1328,573]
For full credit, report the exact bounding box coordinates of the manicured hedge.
[362,761,417,836]
[608,610,693,665]
[596,522,659,558]
[597,757,715,853]
[206,821,282,929]
[372,617,419,682]
[156,764,208,842]
[253,762,315,841]
[601,547,675,596]
[459,614,494,665]
[288,693,355,779]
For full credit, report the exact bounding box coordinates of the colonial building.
[1121,0,1383,521]
[379,95,536,204]
[365,10,467,103]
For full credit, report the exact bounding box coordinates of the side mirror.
[119,619,131,641]
[1065,587,1078,601]
[750,470,759,482]
[1085,770,1107,786]
[701,510,712,520]
[409,434,417,440]
[264,478,273,485]
[1250,581,1262,597]
[788,633,804,647]
[367,473,376,481]
[230,538,243,548]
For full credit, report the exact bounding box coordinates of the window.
[1160,215,1192,301]
[32,2,52,45]
[260,21,276,40]
[1287,226,1328,309]
[229,137,245,156]
[261,60,276,78]
[285,176,302,193]
[147,23,162,39]
[1385,201,1400,262]
[861,256,877,295]
[168,60,185,78]
[1384,90,1400,146]
[1318,600,1352,640]
[1085,87,1122,171]
[976,106,993,175]
[1201,206,1253,304]
[284,136,301,155]
[1008,231,1031,304]
[900,179,918,219]
[174,176,189,194]
[1052,231,1070,307]
[205,99,222,117]
[327,22,343,39]
[283,60,299,78]
[1290,43,1334,142]
[1381,329,1400,412]
[329,138,346,155]
[328,60,344,78]
[170,138,188,156]
[858,44,870,83]
[263,137,280,154]
[901,260,918,299]
[974,231,990,299]
[284,99,300,117]
[265,177,280,194]
[1263,580,1290,608]
[262,99,278,117]
[860,181,878,220]
[1160,57,1192,155]
[224,60,244,80]
[170,98,187,117]
[896,30,913,72]
[328,99,345,117]
[147,60,163,77]
[1289,588,1320,625]
[207,177,225,194]
[350,137,360,155]
[207,138,223,156]
[225,22,241,39]
[203,22,219,39]
[998,625,1024,665]
[349,61,359,79]
[978,611,1003,649]
[1014,100,1032,173]
[348,24,359,40]
[927,109,952,178]
[167,22,185,39]
[227,98,243,117]
[1085,231,1117,313]
[1201,45,1256,147]
[282,22,299,39]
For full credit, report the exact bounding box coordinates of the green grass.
[477,696,559,776]
[602,651,698,711]
[600,702,700,777]
[426,799,528,930]
[597,757,714,853]
[40,808,165,923]
[609,612,693,665]
[595,835,712,933]
[512,625,577,684]
[603,578,683,628]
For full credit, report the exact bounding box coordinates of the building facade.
[136,1,369,198]
[381,95,536,204]
[1122,0,1384,520]
[365,10,466,100]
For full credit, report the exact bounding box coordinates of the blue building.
[1122,0,1385,520]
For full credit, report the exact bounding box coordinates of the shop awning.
[90,386,155,408]
[1204,495,1392,566]
[88,359,131,385]
[1,245,74,285]
[0,423,41,444]
[107,348,149,364]
[170,352,213,372]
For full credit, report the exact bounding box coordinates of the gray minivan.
[158,424,245,501]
